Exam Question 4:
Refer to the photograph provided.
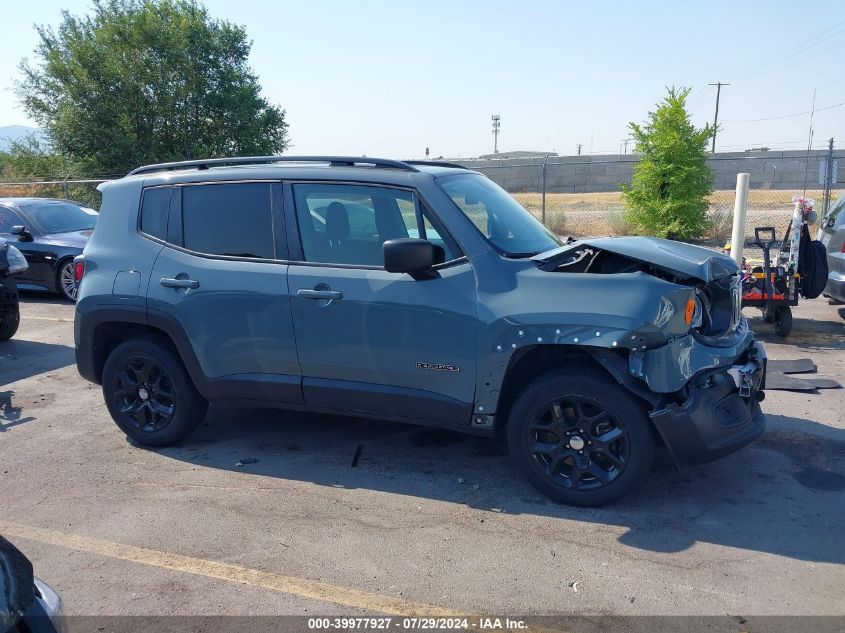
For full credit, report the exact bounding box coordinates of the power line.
[724,99,845,122]
[727,17,845,81]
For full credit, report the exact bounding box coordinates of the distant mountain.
[0,125,42,151]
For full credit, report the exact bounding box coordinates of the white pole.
[730,173,750,266]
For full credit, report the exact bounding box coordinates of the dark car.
[0,198,98,301]
[0,535,64,633]
[0,241,28,341]
[75,156,766,506]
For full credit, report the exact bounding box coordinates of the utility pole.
[709,82,729,153]
[491,115,501,154]
[823,137,835,216]
[620,138,630,154]
[576,143,582,156]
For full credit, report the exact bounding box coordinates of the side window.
[140,187,170,240]
[0,206,25,233]
[292,184,457,266]
[181,183,275,259]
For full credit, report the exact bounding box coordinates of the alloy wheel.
[59,261,78,301]
[111,354,177,433]
[526,394,629,490]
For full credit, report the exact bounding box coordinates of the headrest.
[326,201,350,241]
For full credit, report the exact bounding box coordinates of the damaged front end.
[531,236,767,466]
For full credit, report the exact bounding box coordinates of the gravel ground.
[1,292,843,620]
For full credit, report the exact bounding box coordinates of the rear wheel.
[507,369,655,506]
[102,337,207,446]
[0,308,19,341]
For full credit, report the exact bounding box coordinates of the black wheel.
[763,306,774,324]
[0,309,19,341]
[507,369,655,506]
[102,337,208,446]
[56,259,78,302]
[773,305,793,337]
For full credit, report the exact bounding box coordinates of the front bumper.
[649,340,766,467]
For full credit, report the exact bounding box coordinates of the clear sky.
[1,0,843,158]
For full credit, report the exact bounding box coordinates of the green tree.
[17,0,288,175]
[2,135,78,180]
[622,87,715,240]
[1,135,100,207]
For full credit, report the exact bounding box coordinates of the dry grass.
[514,189,838,238]
[513,189,835,213]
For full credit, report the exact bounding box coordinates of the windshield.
[22,202,98,234]
[437,173,561,256]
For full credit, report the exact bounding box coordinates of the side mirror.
[384,238,436,279]
[9,226,33,241]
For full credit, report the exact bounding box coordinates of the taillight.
[841,242,845,254]
[74,261,85,283]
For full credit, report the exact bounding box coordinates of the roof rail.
[126,156,420,177]
[403,160,469,170]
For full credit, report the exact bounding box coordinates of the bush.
[606,208,635,235]
[622,87,715,240]
[544,209,568,235]
[706,207,733,243]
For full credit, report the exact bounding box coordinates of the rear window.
[181,183,275,259]
[140,187,170,240]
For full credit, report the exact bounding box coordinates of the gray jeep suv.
[74,156,766,506]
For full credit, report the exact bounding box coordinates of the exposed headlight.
[4,244,28,274]
[685,294,704,330]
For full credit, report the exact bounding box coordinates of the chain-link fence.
[0,178,106,208]
[1,151,842,247]
[459,151,844,244]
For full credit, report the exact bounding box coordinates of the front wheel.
[0,308,20,341]
[102,337,208,446]
[507,369,655,506]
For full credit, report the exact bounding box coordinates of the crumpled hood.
[532,236,739,282]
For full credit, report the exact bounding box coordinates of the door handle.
[161,277,200,289]
[297,288,343,301]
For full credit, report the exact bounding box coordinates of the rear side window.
[140,187,170,240]
[181,183,275,259]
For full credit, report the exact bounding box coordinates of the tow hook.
[727,362,757,398]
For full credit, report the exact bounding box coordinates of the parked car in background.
[820,195,845,308]
[0,241,28,341]
[0,198,98,301]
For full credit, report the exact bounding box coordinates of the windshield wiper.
[502,251,539,259]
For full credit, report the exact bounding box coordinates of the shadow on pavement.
[746,312,845,350]
[152,405,845,566]
[0,390,37,431]
[1,338,76,384]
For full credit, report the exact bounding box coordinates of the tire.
[56,259,78,302]
[0,308,19,341]
[102,337,208,446]
[507,369,655,507]
[774,306,793,338]
[763,306,774,324]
